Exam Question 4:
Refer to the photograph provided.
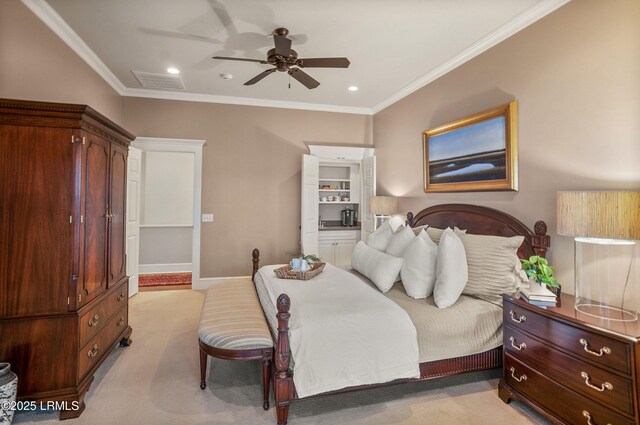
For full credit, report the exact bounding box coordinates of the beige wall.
[373,0,640,292]
[121,98,372,277]
[0,0,122,124]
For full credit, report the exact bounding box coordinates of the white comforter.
[255,263,420,398]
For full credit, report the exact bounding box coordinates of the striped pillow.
[454,229,525,304]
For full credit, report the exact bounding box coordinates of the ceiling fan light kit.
[213,27,350,89]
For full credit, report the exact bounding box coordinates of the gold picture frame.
[423,101,518,193]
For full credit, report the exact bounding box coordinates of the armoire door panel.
[109,144,127,286]
[81,135,110,305]
[0,126,74,316]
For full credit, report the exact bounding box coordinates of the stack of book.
[520,283,557,307]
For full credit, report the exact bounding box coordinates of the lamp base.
[575,303,637,322]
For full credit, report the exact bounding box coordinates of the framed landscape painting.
[423,101,518,192]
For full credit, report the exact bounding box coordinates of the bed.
[252,204,550,424]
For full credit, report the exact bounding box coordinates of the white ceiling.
[24,0,569,114]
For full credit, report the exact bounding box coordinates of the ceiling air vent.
[132,71,185,90]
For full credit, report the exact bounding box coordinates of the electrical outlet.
[202,214,214,222]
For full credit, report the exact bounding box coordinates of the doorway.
[128,138,205,292]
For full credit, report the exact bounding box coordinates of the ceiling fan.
[212,27,350,89]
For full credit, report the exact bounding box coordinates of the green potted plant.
[521,255,560,295]
[302,254,321,264]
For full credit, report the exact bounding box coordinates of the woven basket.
[274,262,325,280]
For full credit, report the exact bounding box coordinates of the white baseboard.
[195,276,251,290]
[139,263,192,274]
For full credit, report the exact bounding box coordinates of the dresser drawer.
[78,306,128,379]
[79,300,110,348]
[505,325,634,415]
[78,281,128,347]
[504,300,631,375]
[106,281,128,318]
[505,354,634,425]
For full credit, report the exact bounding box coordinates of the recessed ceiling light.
[348,86,359,92]
[219,73,233,80]
[167,67,180,75]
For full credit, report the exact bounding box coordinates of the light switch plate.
[202,214,214,222]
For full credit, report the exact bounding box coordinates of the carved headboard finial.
[534,221,547,236]
[251,248,260,282]
[406,211,414,227]
[532,221,550,258]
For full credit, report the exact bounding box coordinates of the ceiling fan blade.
[212,56,266,63]
[288,68,320,89]
[274,34,292,57]
[244,68,276,85]
[297,57,350,68]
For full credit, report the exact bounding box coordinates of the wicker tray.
[274,262,325,280]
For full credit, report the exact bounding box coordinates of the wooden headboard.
[406,204,549,259]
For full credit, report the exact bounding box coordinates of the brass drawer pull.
[509,310,526,323]
[117,317,125,326]
[582,410,611,425]
[87,344,99,358]
[117,293,125,302]
[579,338,611,357]
[509,367,527,382]
[580,371,613,392]
[88,314,99,327]
[509,336,526,351]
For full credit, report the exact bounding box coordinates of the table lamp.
[557,191,640,321]
[370,196,397,230]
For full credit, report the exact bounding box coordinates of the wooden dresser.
[0,99,134,419]
[499,292,640,425]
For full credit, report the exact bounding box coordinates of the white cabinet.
[301,146,375,262]
[318,231,359,268]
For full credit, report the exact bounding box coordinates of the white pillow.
[400,229,438,299]
[388,216,405,232]
[385,225,416,257]
[351,241,404,293]
[366,221,395,251]
[454,229,525,303]
[433,228,468,308]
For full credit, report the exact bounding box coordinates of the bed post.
[252,248,260,282]
[532,221,550,258]
[274,294,292,425]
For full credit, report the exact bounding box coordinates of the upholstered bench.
[198,280,274,410]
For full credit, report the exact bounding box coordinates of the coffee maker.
[341,208,356,227]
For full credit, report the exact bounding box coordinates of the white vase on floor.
[0,363,18,425]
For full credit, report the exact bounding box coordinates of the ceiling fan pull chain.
[288,73,291,89]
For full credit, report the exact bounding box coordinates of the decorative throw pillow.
[366,221,395,251]
[411,224,428,236]
[388,216,405,232]
[351,241,404,293]
[385,225,416,258]
[455,229,525,303]
[426,226,466,245]
[400,229,438,299]
[433,228,468,308]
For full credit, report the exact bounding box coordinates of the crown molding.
[21,0,127,94]
[121,88,373,115]
[371,0,571,114]
[23,0,569,117]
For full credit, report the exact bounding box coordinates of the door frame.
[131,137,205,288]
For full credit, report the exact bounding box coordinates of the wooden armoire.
[0,99,134,419]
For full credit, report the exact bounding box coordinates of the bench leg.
[199,346,208,390]
[262,350,272,410]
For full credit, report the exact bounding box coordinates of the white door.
[301,155,319,256]
[361,155,376,242]
[126,146,142,297]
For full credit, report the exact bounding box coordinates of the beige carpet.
[14,284,549,425]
